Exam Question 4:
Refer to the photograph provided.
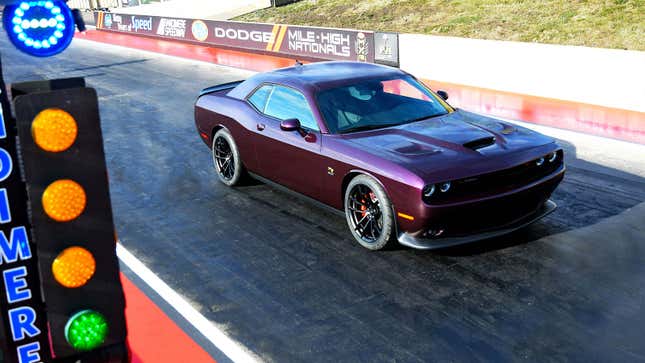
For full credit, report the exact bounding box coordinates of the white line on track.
[116,243,262,363]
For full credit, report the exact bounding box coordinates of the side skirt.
[248,172,345,218]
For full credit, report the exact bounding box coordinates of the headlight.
[535,157,545,166]
[423,182,451,203]
[422,184,435,197]
[547,151,557,163]
[439,181,451,193]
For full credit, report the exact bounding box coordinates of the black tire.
[344,174,395,250]
[212,128,243,186]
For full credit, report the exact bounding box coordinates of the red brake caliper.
[360,198,367,217]
[360,192,377,217]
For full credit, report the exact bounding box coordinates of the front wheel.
[212,128,243,186]
[344,175,395,250]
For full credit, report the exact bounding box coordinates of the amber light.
[31,108,78,152]
[52,247,96,288]
[397,212,415,221]
[42,179,86,222]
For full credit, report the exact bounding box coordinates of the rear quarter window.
[248,85,273,112]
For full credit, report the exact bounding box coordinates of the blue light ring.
[2,0,74,57]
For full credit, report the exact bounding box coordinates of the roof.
[228,61,406,99]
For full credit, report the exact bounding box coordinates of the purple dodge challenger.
[194,62,564,250]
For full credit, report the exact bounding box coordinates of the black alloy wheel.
[347,184,384,243]
[213,136,235,181]
[211,128,243,186]
[344,174,395,250]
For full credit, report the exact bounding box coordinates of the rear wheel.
[212,129,243,186]
[344,175,395,250]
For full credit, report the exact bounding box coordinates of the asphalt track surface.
[3,37,645,362]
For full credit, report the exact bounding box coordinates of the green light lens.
[64,310,108,351]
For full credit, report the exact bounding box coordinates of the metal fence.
[272,0,301,6]
[68,0,297,11]
[67,0,125,10]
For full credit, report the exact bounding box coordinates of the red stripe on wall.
[121,274,216,363]
[78,30,298,72]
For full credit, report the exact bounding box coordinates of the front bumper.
[396,160,565,250]
[397,199,557,250]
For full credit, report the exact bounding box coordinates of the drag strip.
[3,36,645,362]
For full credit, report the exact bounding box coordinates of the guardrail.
[68,0,122,10]
[94,11,399,66]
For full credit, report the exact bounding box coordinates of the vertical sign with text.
[0,58,48,363]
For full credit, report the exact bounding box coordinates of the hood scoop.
[463,136,496,150]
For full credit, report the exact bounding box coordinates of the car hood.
[337,109,556,181]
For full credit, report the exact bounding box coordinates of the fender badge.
[327,167,335,176]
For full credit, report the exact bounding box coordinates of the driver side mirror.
[280,118,301,132]
[437,90,449,101]
[280,118,310,138]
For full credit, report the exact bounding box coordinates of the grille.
[438,181,555,236]
[431,150,563,204]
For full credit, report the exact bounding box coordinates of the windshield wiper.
[339,113,448,134]
[404,112,446,123]
[340,123,402,134]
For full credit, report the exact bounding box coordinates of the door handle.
[256,123,265,131]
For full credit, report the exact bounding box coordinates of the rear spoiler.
[199,80,244,97]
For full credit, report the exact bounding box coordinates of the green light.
[64,310,108,351]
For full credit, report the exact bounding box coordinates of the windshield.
[316,75,451,134]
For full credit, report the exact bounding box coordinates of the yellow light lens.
[31,108,78,152]
[42,180,86,222]
[52,247,96,288]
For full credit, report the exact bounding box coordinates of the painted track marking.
[116,243,262,363]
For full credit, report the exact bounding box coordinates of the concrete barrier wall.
[400,34,645,113]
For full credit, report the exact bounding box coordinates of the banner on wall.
[94,12,391,64]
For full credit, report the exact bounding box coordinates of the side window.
[248,85,273,112]
[264,86,319,131]
[381,79,432,102]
